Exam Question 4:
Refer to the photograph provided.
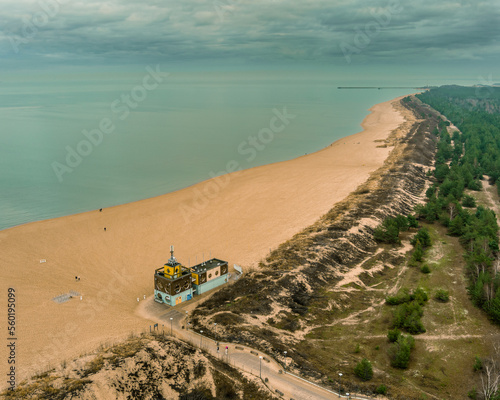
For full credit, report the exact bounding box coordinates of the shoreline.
[0,95,414,388]
[1,94,405,234]
[1,96,405,235]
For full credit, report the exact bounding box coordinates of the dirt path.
[364,333,498,340]
[481,177,500,222]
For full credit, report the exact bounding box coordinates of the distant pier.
[337,86,433,90]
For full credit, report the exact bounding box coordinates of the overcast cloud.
[0,0,499,69]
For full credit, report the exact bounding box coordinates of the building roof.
[191,258,227,274]
[154,266,191,281]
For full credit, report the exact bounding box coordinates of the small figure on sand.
[99,208,102,212]
[104,227,106,231]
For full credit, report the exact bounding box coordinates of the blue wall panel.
[194,274,228,295]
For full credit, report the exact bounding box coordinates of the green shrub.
[387,289,427,334]
[449,215,466,236]
[354,358,373,381]
[420,264,431,274]
[412,240,424,262]
[407,215,419,228]
[410,228,432,247]
[434,164,450,182]
[392,301,426,334]
[385,288,411,305]
[375,384,387,395]
[473,356,483,372]
[394,215,410,231]
[462,195,476,208]
[435,289,450,302]
[386,287,428,307]
[387,328,401,343]
[468,180,482,191]
[388,335,415,369]
[412,287,429,305]
[374,218,401,244]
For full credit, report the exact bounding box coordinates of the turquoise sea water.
[0,70,418,230]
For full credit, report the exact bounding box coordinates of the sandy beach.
[0,95,413,388]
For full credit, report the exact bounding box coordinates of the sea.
[0,70,442,231]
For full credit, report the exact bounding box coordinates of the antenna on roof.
[168,245,177,265]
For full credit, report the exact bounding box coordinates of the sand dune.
[0,96,410,389]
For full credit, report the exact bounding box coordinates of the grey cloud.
[0,0,498,67]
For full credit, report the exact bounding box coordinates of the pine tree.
[412,240,424,262]
[354,358,373,381]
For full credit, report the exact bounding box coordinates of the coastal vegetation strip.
[416,86,500,325]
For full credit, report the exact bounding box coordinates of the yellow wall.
[164,264,181,278]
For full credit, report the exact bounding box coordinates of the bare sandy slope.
[0,96,409,388]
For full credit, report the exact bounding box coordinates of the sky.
[0,0,499,80]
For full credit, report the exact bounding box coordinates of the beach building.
[154,247,193,306]
[154,246,228,306]
[191,258,229,295]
